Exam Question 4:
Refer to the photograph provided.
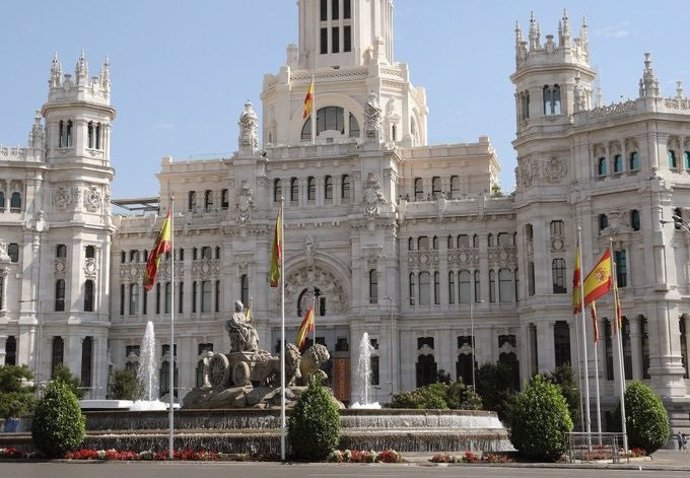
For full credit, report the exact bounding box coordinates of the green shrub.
[475,362,519,423]
[110,368,141,400]
[390,383,448,409]
[0,365,36,419]
[511,375,573,462]
[31,381,86,458]
[288,376,340,461]
[622,381,670,453]
[446,380,482,410]
[51,364,85,399]
[544,365,581,425]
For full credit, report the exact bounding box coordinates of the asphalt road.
[0,462,687,478]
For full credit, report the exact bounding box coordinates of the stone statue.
[364,91,383,141]
[238,101,258,151]
[226,300,259,352]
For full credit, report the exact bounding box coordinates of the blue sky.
[1,1,689,199]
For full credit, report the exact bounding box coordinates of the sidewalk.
[404,449,690,471]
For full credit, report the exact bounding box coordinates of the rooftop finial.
[75,50,89,84]
[50,52,63,86]
[528,11,538,49]
[640,53,660,98]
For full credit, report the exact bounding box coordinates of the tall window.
[215,280,221,313]
[164,282,171,314]
[550,220,564,238]
[349,113,359,137]
[81,336,93,388]
[615,250,627,287]
[432,176,441,197]
[332,26,339,53]
[369,269,378,304]
[630,209,641,231]
[414,178,424,200]
[192,281,197,313]
[418,236,429,250]
[416,337,437,387]
[0,275,4,311]
[668,150,677,169]
[51,337,64,377]
[597,157,607,176]
[85,245,95,259]
[604,319,614,380]
[553,321,571,366]
[156,283,162,314]
[499,269,513,302]
[448,271,456,304]
[450,175,460,198]
[188,191,196,211]
[324,175,333,201]
[84,280,95,312]
[240,274,249,307]
[552,258,567,294]
[290,177,299,202]
[4,336,15,366]
[341,174,350,200]
[128,283,138,315]
[598,214,609,231]
[201,280,211,313]
[178,281,184,314]
[307,176,316,201]
[9,192,21,212]
[613,154,623,173]
[204,190,213,211]
[55,279,66,311]
[273,179,282,203]
[434,272,440,305]
[629,151,640,171]
[489,270,496,302]
[543,84,561,115]
[221,189,229,209]
[0,191,4,212]
[409,273,416,306]
[528,261,535,296]
[418,272,431,305]
[685,151,690,170]
[458,270,471,303]
[56,244,67,258]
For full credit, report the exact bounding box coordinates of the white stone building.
[1,1,688,429]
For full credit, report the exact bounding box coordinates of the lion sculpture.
[298,343,330,386]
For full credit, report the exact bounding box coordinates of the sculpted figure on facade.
[363,172,385,215]
[238,101,259,151]
[29,113,45,149]
[235,179,254,223]
[364,91,383,141]
[225,300,259,353]
[84,186,102,212]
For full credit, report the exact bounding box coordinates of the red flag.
[143,211,172,291]
[612,278,623,336]
[590,302,600,344]
[269,207,283,287]
[296,305,315,350]
[303,79,314,119]
[573,238,582,313]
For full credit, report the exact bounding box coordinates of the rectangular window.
[320,0,328,21]
[320,28,328,54]
[528,262,535,296]
[215,280,221,313]
[156,283,161,314]
[615,250,627,287]
[178,281,184,314]
[119,283,125,315]
[418,272,431,306]
[344,26,351,52]
[129,283,139,315]
[458,271,471,304]
[344,0,351,19]
[448,272,455,305]
[331,0,339,19]
[332,27,340,53]
[369,269,378,304]
[434,272,440,305]
[142,288,148,315]
[192,281,198,313]
[201,281,211,313]
[164,282,171,314]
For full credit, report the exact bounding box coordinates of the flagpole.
[168,196,175,460]
[577,227,592,440]
[312,294,316,345]
[310,75,316,145]
[610,238,628,455]
[592,312,602,439]
[280,199,286,461]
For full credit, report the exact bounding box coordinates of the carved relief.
[519,156,567,186]
[282,266,348,314]
[487,246,517,269]
[191,260,220,279]
[447,250,480,268]
[542,156,567,183]
[362,173,385,216]
[53,186,80,211]
[83,258,97,278]
[235,180,255,223]
[83,186,102,213]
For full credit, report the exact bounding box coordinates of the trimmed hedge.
[288,377,340,461]
[623,380,670,453]
[31,381,86,458]
[510,375,573,461]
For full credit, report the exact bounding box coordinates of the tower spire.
[75,50,89,85]
[100,56,111,94]
[50,52,63,87]
[639,52,660,98]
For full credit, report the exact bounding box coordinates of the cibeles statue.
[226,300,259,353]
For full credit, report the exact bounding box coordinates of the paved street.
[1,460,689,478]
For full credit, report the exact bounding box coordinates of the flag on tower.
[143,211,172,291]
[573,238,582,313]
[303,79,314,119]
[269,207,283,287]
[583,249,612,308]
[296,304,315,350]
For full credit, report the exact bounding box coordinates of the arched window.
[85,245,95,259]
[408,237,414,251]
[457,234,469,249]
[8,243,19,263]
[56,244,67,258]
[598,214,609,231]
[84,280,95,312]
[450,175,460,199]
[432,236,439,250]
[543,85,561,115]
[221,189,229,209]
[369,269,378,304]
[301,106,346,140]
[543,85,552,115]
[613,154,623,173]
[432,176,441,197]
[129,250,140,263]
[55,279,65,312]
[597,157,607,176]
[51,337,64,377]
[669,150,678,168]
[87,121,95,148]
[290,177,299,202]
[307,176,316,201]
[414,178,424,201]
[418,236,429,250]
[204,190,213,211]
[324,175,333,201]
[66,120,73,147]
[201,246,212,260]
[273,179,282,203]
[349,113,360,138]
[409,273,416,306]
[341,174,351,200]
[552,258,567,294]
[9,192,21,212]
[188,191,196,211]
[552,84,561,114]
[95,123,102,149]
[58,120,65,147]
[215,246,221,259]
[629,151,640,171]
[447,235,454,249]
[81,336,93,388]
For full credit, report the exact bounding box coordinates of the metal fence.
[566,432,629,464]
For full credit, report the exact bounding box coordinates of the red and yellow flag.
[296,304,315,350]
[303,79,314,119]
[269,207,283,287]
[583,249,612,308]
[573,238,582,313]
[612,278,623,336]
[143,211,172,291]
[590,302,600,344]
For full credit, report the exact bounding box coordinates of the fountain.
[130,321,167,411]
[350,332,381,409]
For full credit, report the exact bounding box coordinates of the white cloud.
[595,22,630,39]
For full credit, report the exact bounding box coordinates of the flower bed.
[65,448,225,461]
[430,451,513,464]
[327,449,404,463]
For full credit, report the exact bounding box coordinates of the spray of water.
[131,321,167,411]
[351,332,381,409]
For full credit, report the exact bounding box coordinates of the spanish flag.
[612,278,623,336]
[303,79,314,119]
[143,211,172,291]
[269,207,283,287]
[590,302,600,344]
[583,249,612,308]
[296,304,315,350]
[572,238,582,313]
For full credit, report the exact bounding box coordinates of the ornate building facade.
[1,1,689,428]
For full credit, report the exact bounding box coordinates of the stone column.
[629,316,643,380]
[537,320,556,373]
[0,335,6,366]
[438,238,449,307]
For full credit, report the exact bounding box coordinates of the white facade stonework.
[1,3,689,427]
